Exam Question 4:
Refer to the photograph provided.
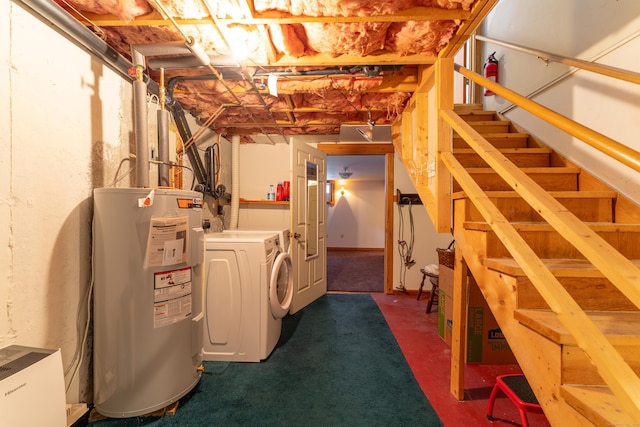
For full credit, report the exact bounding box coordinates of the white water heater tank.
[93,188,205,418]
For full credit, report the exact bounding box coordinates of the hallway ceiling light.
[339,167,353,179]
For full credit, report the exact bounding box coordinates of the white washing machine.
[203,232,293,362]
[223,228,291,254]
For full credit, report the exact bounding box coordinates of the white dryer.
[203,232,293,362]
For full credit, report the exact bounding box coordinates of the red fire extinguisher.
[483,52,498,96]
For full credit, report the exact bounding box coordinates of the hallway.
[327,249,384,293]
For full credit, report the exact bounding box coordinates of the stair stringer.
[453,196,593,427]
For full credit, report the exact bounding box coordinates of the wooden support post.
[435,57,453,232]
[401,104,414,162]
[450,199,468,400]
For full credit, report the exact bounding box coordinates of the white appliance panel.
[204,232,289,362]
[0,346,66,427]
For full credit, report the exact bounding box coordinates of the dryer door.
[269,251,293,318]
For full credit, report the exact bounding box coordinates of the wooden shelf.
[239,200,290,205]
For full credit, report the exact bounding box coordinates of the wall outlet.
[396,190,422,205]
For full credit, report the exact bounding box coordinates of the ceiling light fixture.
[356,127,373,143]
[357,111,376,142]
[338,167,353,179]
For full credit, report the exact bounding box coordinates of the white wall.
[392,156,453,291]
[480,0,640,202]
[1,2,231,406]
[327,179,385,248]
[2,2,128,403]
[235,143,291,230]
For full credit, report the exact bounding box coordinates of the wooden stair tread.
[452,190,618,200]
[514,309,640,346]
[463,166,580,174]
[467,119,511,127]
[560,385,635,427]
[453,103,486,113]
[485,257,640,277]
[464,221,640,232]
[465,119,511,125]
[458,112,496,120]
[453,132,527,139]
[453,148,552,154]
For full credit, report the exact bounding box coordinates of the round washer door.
[269,251,293,318]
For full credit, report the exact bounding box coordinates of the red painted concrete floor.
[372,292,552,427]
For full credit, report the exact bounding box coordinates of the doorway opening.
[326,154,385,292]
[317,144,394,293]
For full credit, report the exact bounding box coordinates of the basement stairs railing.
[395,52,640,426]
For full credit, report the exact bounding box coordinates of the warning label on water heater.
[153,267,192,328]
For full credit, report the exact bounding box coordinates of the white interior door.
[289,139,327,314]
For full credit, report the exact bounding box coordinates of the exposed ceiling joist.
[67,7,470,27]
[52,0,496,142]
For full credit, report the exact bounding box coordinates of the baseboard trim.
[327,247,384,252]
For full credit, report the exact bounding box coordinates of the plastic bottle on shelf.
[276,182,284,201]
[267,185,275,200]
[283,181,290,201]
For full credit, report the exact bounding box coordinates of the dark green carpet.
[89,294,442,426]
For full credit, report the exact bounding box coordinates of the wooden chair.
[417,268,439,313]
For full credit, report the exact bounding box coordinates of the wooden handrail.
[440,110,640,421]
[454,64,640,174]
[441,109,640,310]
[475,35,640,85]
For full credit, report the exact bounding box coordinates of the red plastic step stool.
[486,374,544,427]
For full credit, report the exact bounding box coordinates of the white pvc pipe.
[229,135,240,229]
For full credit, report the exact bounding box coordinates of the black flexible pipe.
[165,95,207,188]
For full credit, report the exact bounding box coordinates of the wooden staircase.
[451,105,640,426]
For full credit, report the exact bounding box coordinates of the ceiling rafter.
[266,52,437,67]
[172,68,419,96]
[242,7,470,23]
[64,6,469,27]
[231,0,278,64]
[283,95,297,123]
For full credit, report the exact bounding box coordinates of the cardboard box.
[437,289,453,347]
[436,265,516,364]
[466,275,517,364]
[438,264,454,296]
[437,290,445,340]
